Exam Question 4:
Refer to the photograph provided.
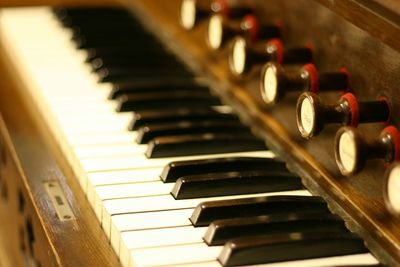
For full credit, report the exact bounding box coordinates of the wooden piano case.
[1,0,400,266]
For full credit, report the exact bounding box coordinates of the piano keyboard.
[0,6,380,267]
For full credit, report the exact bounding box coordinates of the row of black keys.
[163,157,367,266]
[52,7,377,266]
[53,7,269,159]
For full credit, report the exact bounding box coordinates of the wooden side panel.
[0,114,59,267]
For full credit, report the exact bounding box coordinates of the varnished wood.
[316,0,400,53]
[0,0,120,7]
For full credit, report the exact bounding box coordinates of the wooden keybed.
[0,0,400,266]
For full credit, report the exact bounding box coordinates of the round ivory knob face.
[208,15,223,50]
[180,0,196,30]
[261,64,278,104]
[231,37,246,75]
[299,97,315,137]
[337,131,357,175]
[386,164,400,215]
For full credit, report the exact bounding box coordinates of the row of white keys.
[0,8,145,192]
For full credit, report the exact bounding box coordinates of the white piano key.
[92,181,174,220]
[112,209,194,233]
[129,244,379,267]
[68,132,138,146]
[49,101,118,114]
[62,121,130,134]
[118,226,207,262]
[127,226,206,248]
[251,254,380,267]
[161,262,220,267]
[52,110,123,124]
[160,253,379,267]
[103,190,311,219]
[131,243,221,267]
[74,143,147,158]
[96,181,174,201]
[114,209,194,257]
[87,168,162,186]
[55,112,130,123]
[81,150,275,173]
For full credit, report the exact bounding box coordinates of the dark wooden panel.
[0,0,120,7]
[316,0,400,53]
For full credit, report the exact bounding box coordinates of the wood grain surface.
[0,0,120,7]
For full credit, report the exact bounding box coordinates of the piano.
[0,0,399,266]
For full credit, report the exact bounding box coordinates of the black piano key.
[171,171,303,199]
[71,26,150,43]
[91,56,182,71]
[85,45,168,62]
[108,76,198,88]
[57,15,138,29]
[136,121,250,144]
[129,109,239,131]
[218,231,368,266]
[190,195,328,227]
[73,33,157,49]
[96,61,188,72]
[116,91,221,112]
[53,7,132,18]
[93,61,186,76]
[146,133,267,158]
[70,22,150,37]
[72,33,152,49]
[204,211,345,245]
[109,82,209,100]
[53,8,134,27]
[71,22,146,36]
[160,157,287,183]
[98,68,192,83]
[76,36,162,49]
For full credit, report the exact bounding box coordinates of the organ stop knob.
[180,0,253,30]
[334,126,400,176]
[259,63,348,105]
[206,14,280,51]
[180,0,208,30]
[296,92,390,139]
[384,162,400,217]
[230,38,312,78]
